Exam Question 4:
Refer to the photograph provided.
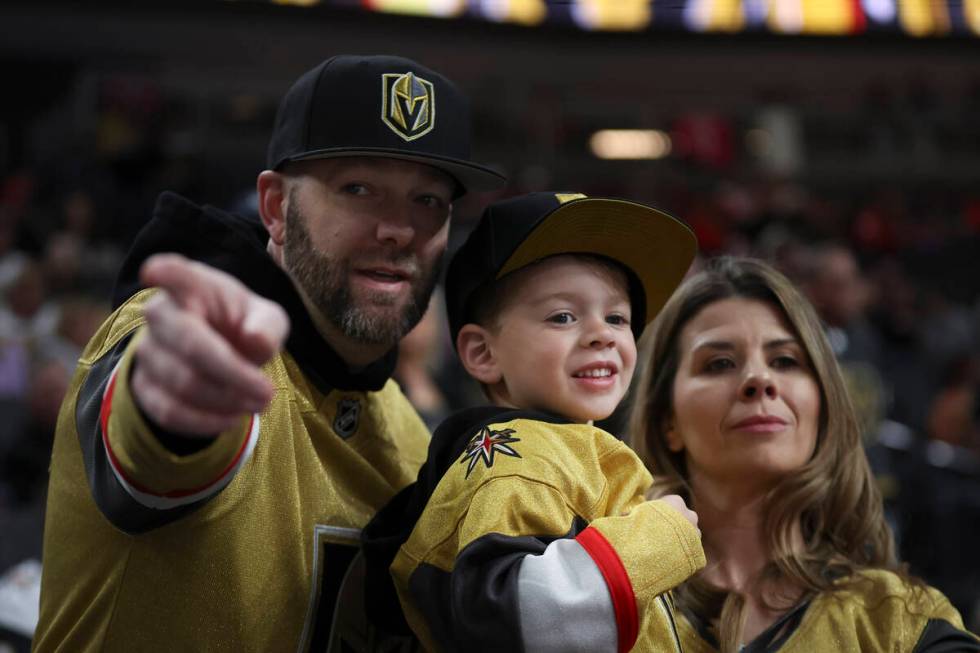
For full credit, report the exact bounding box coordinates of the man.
[33,54,504,653]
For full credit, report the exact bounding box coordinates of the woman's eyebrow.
[764,338,799,349]
[692,337,798,352]
[692,340,735,352]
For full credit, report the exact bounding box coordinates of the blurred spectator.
[39,190,123,299]
[927,355,980,452]
[0,258,59,350]
[38,296,109,377]
[1,359,69,508]
[800,243,888,434]
[868,257,939,433]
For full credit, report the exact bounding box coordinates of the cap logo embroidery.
[555,193,587,204]
[381,72,435,142]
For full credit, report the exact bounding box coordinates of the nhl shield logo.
[334,398,361,439]
[381,72,435,142]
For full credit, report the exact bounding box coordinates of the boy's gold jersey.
[33,290,430,653]
[370,409,705,652]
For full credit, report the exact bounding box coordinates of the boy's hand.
[657,494,700,535]
[131,253,290,436]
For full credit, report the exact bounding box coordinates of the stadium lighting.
[589,129,672,160]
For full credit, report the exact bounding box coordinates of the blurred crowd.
[2,83,980,634]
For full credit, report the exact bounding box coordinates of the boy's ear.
[456,324,501,385]
[256,170,287,246]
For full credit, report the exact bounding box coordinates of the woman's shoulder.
[835,569,949,611]
[828,568,953,615]
[771,569,979,653]
[818,569,963,630]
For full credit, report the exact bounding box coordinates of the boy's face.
[483,256,637,423]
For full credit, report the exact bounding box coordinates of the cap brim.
[284,147,507,194]
[497,198,697,327]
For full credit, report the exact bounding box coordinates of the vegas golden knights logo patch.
[381,72,435,141]
[459,427,521,478]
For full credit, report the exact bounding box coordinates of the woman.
[628,257,978,652]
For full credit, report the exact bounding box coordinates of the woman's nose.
[741,370,777,400]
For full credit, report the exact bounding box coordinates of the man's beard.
[283,202,440,346]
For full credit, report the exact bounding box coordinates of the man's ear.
[256,170,287,246]
[664,418,684,453]
[456,324,501,385]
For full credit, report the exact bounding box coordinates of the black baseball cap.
[445,192,698,342]
[266,54,505,195]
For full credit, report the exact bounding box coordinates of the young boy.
[363,192,705,652]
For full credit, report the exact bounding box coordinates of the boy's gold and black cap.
[267,54,506,196]
[446,192,698,342]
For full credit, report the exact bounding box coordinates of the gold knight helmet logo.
[381,72,435,141]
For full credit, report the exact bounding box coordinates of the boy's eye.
[547,312,575,324]
[606,313,629,326]
[416,194,446,209]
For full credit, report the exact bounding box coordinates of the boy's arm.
[399,476,704,653]
[519,497,704,652]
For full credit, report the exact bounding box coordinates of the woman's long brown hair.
[627,257,902,652]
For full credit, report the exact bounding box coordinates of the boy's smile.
[481,255,637,423]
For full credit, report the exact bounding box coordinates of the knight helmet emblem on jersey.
[381,72,435,141]
[459,426,521,478]
[334,398,361,439]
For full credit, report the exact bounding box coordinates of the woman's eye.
[704,358,735,372]
[772,355,800,369]
[547,312,574,324]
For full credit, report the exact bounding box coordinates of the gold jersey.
[377,411,706,652]
[675,569,979,653]
[34,289,430,653]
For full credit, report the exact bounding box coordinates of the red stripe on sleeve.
[99,368,254,499]
[575,526,638,653]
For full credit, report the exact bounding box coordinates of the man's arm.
[76,253,288,533]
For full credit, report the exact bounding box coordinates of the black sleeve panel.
[408,520,587,653]
[75,335,210,535]
[913,619,980,653]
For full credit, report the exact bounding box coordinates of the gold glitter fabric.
[33,292,430,652]
[674,569,980,652]
[391,416,705,652]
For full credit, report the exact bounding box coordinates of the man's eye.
[547,312,574,324]
[342,183,369,195]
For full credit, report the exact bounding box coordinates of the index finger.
[140,253,289,365]
[139,253,249,315]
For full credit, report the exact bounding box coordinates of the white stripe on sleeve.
[516,538,617,653]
